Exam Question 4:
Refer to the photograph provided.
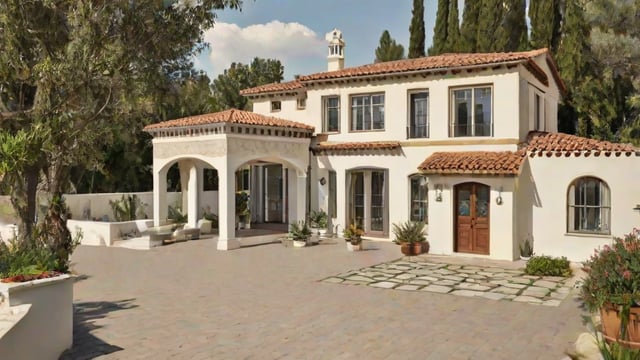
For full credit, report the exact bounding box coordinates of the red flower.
[623,270,632,280]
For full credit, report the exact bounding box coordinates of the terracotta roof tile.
[418,151,525,175]
[313,141,401,153]
[239,80,304,95]
[526,131,639,157]
[299,49,549,82]
[143,109,314,131]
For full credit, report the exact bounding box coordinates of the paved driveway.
[64,240,585,360]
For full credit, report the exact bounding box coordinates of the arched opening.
[454,182,490,255]
[567,177,610,234]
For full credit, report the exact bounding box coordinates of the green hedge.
[525,255,572,277]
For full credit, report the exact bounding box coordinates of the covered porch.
[143,109,314,250]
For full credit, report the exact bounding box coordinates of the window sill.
[564,232,612,239]
[349,129,385,133]
[319,131,340,135]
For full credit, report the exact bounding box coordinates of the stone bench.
[172,227,200,242]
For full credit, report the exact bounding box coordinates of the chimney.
[325,28,345,71]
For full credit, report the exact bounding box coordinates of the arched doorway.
[454,182,490,254]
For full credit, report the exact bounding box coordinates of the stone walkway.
[322,257,574,306]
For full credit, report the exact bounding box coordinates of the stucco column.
[288,169,307,224]
[179,160,190,213]
[153,167,168,226]
[217,166,240,250]
[187,164,198,229]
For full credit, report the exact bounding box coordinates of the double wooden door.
[455,183,490,255]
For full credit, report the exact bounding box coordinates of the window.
[203,168,218,191]
[568,177,610,234]
[351,94,385,131]
[328,171,337,218]
[409,174,428,223]
[323,96,340,132]
[271,101,281,112]
[450,86,492,137]
[408,91,429,138]
[236,167,250,192]
[347,169,388,235]
[533,91,546,131]
[297,97,306,110]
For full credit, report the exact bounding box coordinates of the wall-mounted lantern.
[496,187,503,205]
[435,184,443,202]
[319,177,326,186]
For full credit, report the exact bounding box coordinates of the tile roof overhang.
[143,109,314,138]
[239,80,304,96]
[525,131,639,157]
[418,151,525,176]
[312,141,401,155]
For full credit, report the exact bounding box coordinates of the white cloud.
[202,21,326,78]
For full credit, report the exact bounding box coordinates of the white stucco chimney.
[325,28,345,71]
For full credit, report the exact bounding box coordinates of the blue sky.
[196,0,440,81]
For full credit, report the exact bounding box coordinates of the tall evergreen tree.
[496,0,528,51]
[428,0,449,56]
[408,0,426,58]
[460,0,481,52]
[529,0,562,52]
[374,30,405,62]
[444,0,461,53]
[476,0,505,52]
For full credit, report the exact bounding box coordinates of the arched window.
[409,174,428,223]
[568,177,610,234]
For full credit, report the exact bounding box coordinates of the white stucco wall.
[528,155,640,262]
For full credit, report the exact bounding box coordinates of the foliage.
[525,255,571,277]
[495,0,528,51]
[202,210,218,228]
[529,0,562,52]
[343,223,364,245]
[210,58,284,111]
[459,0,480,52]
[429,0,449,56]
[476,0,505,52]
[289,220,312,241]
[37,194,81,273]
[308,210,328,229]
[168,204,187,224]
[392,221,426,244]
[374,30,405,63]
[444,0,461,53]
[235,192,250,217]
[109,195,147,222]
[408,0,425,58]
[519,236,534,257]
[581,232,640,313]
[0,236,57,279]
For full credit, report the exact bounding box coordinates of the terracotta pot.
[600,305,640,349]
[400,242,412,256]
[422,242,430,254]
[412,242,422,255]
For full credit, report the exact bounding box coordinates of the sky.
[195,0,440,81]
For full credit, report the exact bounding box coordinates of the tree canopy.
[374,30,405,63]
[408,0,426,58]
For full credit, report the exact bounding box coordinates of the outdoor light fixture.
[435,185,443,202]
[496,187,503,205]
[634,204,640,212]
[319,177,327,186]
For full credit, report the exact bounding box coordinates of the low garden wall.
[0,275,74,360]
[67,219,154,246]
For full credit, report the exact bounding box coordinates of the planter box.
[0,274,73,360]
[601,305,640,349]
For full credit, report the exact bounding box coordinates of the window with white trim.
[568,177,610,234]
[350,93,385,131]
[409,174,428,223]
[297,97,306,110]
[271,100,281,112]
[408,91,429,138]
[322,96,340,132]
[450,86,492,137]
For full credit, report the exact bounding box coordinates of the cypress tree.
[408,0,426,58]
[428,0,449,56]
[445,0,461,52]
[460,0,481,52]
[501,0,528,51]
[529,0,562,52]
[476,0,504,52]
[374,30,405,63]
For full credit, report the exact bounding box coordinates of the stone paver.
[63,241,585,359]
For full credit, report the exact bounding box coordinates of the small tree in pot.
[289,220,312,248]
[343,223,364,251]
[392,221,427,256]
[308,210,329,239]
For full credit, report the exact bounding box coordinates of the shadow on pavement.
[60,298,137,359]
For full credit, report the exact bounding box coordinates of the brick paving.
[63,240,586,359]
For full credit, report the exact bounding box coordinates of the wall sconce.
[634,204,640,212]
[435,185,443,202]
[496,187,503,205]
[319,177,326,186]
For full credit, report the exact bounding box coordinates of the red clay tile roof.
[526,131,639,157]
[313,141,401,153]
[418,151,525,175]
[299,48,549,82]
[143,109,314,131]
[239,80,304,95]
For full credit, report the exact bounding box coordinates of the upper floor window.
[450,86,492,137]
[323,96,340,132]
[408,91,429,138]
[297,97,306,110]
[271,100,281,112]
[533,92,546,131]
[351,93,385,131]
[567,177,610,234]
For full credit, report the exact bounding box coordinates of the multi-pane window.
[235,167,250,192]
[351,94,385,131]
[347,169,388,235]
[409,174,428,223]
[451,86,492,137]
[568,177,610,234]
[323,96,340,132]
[328,171,337,218]
[409,92,429,138]
[271,101,281,112]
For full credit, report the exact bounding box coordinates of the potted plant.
[235,192,250,229]
[343,223,364,251]
[519,236,534,260]
[581,231,640,349]
[392,221,427,256]
[289,220,312,248]
[308,210,329,239]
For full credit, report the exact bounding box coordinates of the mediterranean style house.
[144,29,639,261]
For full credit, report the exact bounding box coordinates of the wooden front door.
[455,183,490,254]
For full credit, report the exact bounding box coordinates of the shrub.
[581,232,640,312]
[392,221,426,244]
[308,210,328,228]
[168,204,187,223]
[109,194,147,221]
[525,255,572,277]
[289,221,311,241]
[343,223,364,245]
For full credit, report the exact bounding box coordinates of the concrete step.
[112,236,155,250]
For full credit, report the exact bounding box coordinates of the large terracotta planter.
[400,243,412,256]
[412,242,422,255]
[600,305,640,349]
